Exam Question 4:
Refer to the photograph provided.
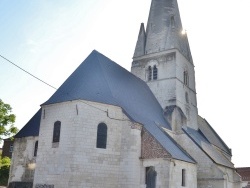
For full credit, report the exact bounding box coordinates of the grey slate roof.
[183,127,234,168]
[15,109,41,138]
[43,50,195,163]
[134,0,193,63]
[198,116,231,155]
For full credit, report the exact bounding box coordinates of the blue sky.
[1,0,250,167]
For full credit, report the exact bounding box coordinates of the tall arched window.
[96,123,107,149]
[170,16,175,28]
[148,66,152,81]
[34,141,38,157]
[53,121,61,143]
[153,65,158,80]
[184,71,189,86]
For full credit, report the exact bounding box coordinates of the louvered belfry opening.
[148,66,152,81]
[153,65,157,80]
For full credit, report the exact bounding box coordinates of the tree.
[0,99,18,142]
[0,156,11,185]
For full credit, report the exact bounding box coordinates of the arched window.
[170,16,175,28]
[184,71,189,86]
[96,123,107,149]
[146,166,157,188]
[148,66,152,81]
[34,141,38,157]
[53,121,61,143]
[153,65,158,80]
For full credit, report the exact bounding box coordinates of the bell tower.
[131,0,198,130]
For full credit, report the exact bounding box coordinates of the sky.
[0,0,250,167]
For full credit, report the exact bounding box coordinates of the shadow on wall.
[8,182,33,188]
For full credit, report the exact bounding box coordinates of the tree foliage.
[0,156,11,186]
[0,99,18,142]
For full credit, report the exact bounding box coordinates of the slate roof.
[15,109,41,138]
[183,127,234,168]
[236,168,250,182]
[198,116,231,155]
[43,50,195,163]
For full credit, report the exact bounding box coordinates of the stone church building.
[8,0,247,187]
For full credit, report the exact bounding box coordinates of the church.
[8,0,246,187]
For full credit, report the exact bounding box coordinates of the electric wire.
[0,54,57,90]
[0,54,102,111]
[0,54,128,121]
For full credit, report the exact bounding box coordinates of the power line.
[0,54,57,90]
[0,54,106,112]
[0,54,120,119]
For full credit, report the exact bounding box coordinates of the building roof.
[15,109,41,138]
[43,50,195,163]
[198,116,231,155]
[183,126,234,168]
[133,0,193,63]
[236,167,250,182]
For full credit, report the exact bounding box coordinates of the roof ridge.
[94,51,118,105]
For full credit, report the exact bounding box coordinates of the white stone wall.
[218,165,242,188]
[33,100,142,188]
[175,133,244,188]
[132,49,198,130]
[169,160,197,188]
[132,50,176,79]
[132,51,177,110]
[176,133,220,178]
[175,51,198,129]
[9,136,38,183]
[141,158,197,188]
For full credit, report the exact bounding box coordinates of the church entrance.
[146,166,157,188]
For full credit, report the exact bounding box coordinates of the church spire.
[131,0,198,130]
[134,0,193,62]
[133,23,146,58]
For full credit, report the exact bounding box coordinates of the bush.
[0,156,11,186]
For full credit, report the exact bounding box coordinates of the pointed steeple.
[133,23,146,58]
[141,0,193,62]
[131,0,198,130]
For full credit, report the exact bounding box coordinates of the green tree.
[0,99,18,142]
[0,156,11,185]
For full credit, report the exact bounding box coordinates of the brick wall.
[141,128,171,159]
